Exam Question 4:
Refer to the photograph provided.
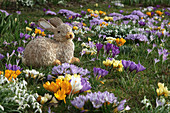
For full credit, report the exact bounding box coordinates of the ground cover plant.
[0,1,169,113]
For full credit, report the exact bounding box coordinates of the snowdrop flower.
[0,105,4,111]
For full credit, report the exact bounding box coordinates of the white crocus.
[70,76,83,94]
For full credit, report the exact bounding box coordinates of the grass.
[0,1,169,113]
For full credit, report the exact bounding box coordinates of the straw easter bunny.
[22,17,80,67]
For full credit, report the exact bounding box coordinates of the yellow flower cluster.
[156,82,170,98]
[2,70,21,81]
[73,26,78,30]
[116,38,126,46]
[103,59,123,72]
[105,37,116,43]
[43,78,71,103]
[104,16,113,21]
[87,9,106,16]
[90,13,98,18]
[35,29,46,36]
[99,22,108,26]
[156,10,163,16]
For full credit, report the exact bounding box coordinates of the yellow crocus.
[73,26,78,30]
[103,59,113,67]
[26,27,32,31]
[54,89,66,103]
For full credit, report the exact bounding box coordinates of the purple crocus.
[79,78,91,93]
[138,21,146,26]
[122,60,131,70]
[0,53,5,60]
[43,8,46,12]
[129,62,137,72]
[5,64,22,71]
[52,65,64,75]
[20,33,24,38]
[96,43,103,53]
[47,74,53,81]
[93,67,108,79]
[108,5,111,8]
[16,11,21,15]
[154,58,160,64]
[104,43,113,54]
[119,10,124,14]
[24,34,31,40]
[17,47,25,53]
[112,45,120,57]
[45,11,57,15]
[136,62,146,73]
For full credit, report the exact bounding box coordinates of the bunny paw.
[70,57,80,63]
[53,59,61,65]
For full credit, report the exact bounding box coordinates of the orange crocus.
[116,38,126,46]
[146,12,151,17]
[156,10,163,16]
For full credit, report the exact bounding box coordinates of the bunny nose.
[66,32,74,39]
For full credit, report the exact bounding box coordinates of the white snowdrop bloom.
[0,105,4,111]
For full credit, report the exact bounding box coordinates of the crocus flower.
[5,64,22,71]
[138,21,146,26]
[119,10,124,14]
[17,47,25,53]
[154,58,160,64]
[79,78,91,93]
[122,60,131,70]
[70,76,83,94]
[112,45,120,57]
[136,62,146,73]
[47,75,53,81]
[96,43,103,53]
[129,62,137,72]
[16,11,21,14]
[0,53,5,60]
[54,89,66,103]
[93,67,108,79]
[20,33,24,38]
[45,11,57,15]
[104,43,113,54]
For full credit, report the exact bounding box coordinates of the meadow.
[0,1,169,113]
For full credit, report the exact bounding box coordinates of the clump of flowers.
[5,64,22,71]
[103,58,123,72]
[23,69,45,79]
[81,41,97,56]
[52,63,90,76]
[43,74,91,104]
[155,10,163,16]
[122,60,146,73]
[3,69,21,81]
[156,82,170,98]
[93,67,108,79]
[35,28,46,36]
[71,91,130,112]
[116,38,126,46]
[0,74,42,112]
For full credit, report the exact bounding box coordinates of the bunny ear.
[38,18,55,30]
[49,17,63,28]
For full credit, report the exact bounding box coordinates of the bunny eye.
[58,31,60,33]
